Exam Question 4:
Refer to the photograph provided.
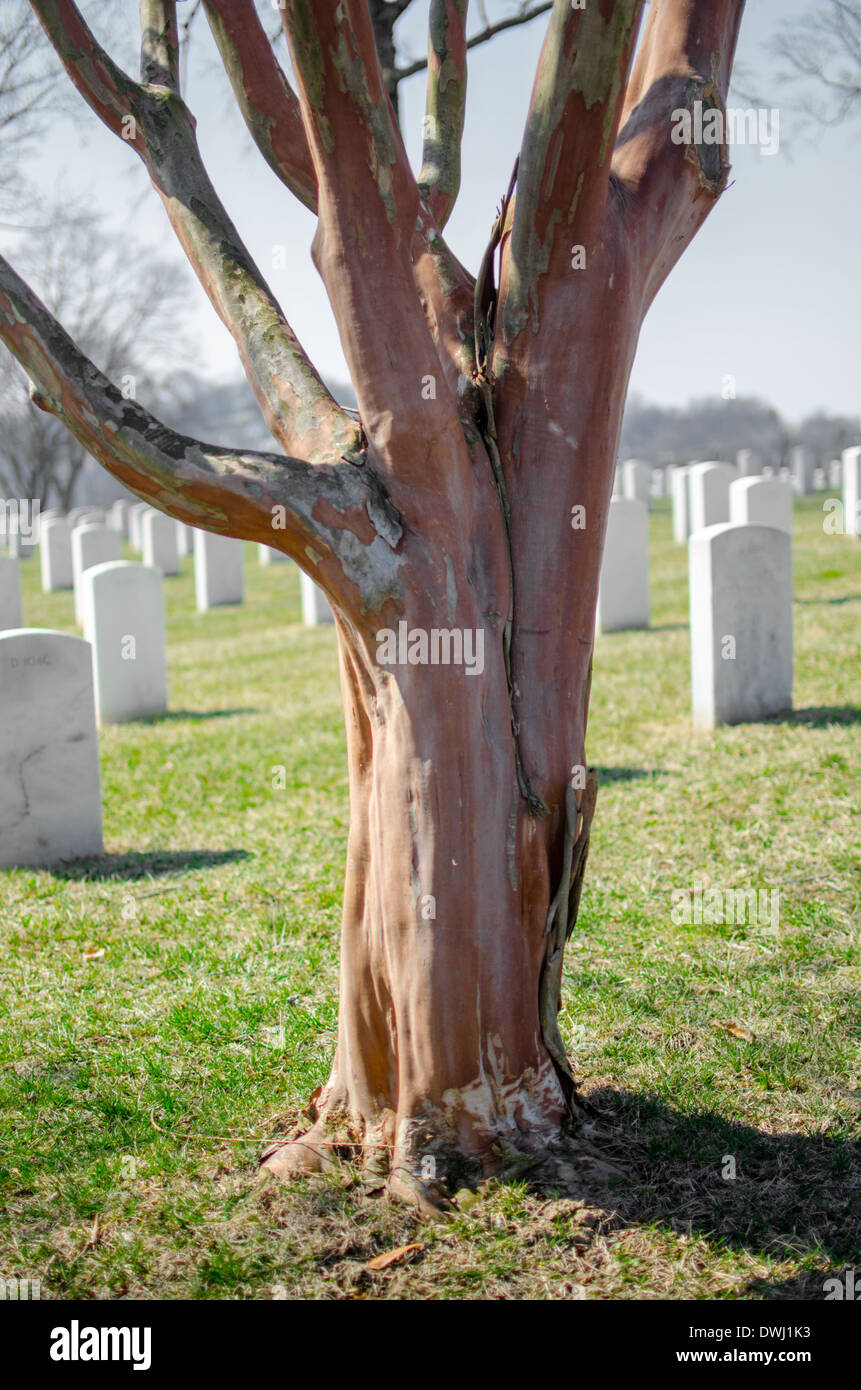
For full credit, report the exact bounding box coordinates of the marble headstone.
[621,459,651,507]
[672,465,693,543]
[597,498,649,633]
[300,572,335,626]
[0,555,23,629]
[688,461,737,534]
[729,476,793,536]
[81,561,168,724]
[129,503,151,552]
[735,449,762,478]
[72,524,123,622]
[108,500,130,537]
[194,530,244,610]
[39,517,74,592]
[790,446,816,496]
[258,544,290,565]
[842,446,861,538]
[0,629,103,866]
[142,509,180,577]
[689,523,793,729]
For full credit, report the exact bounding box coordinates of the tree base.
[260,1090,624,1219]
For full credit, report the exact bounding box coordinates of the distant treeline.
[620,394,860,468]
[157,373,860,470]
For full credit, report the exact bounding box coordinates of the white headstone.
[828,459,842,489]
[842,446,861,538]
[73,510,105,529]
[39,516,74,592]
[790,446,816,495]
[175,521,192,557]
[621,459,651,506]
[129,503,150,551]
[258,544,290,565]
[736,449,762,477]
[597,498,649,633]
[729,476,793,536]
[301,572,334,626]
[672,465,694,543]
[81,561,168,724]
[194,531,244,610]
[0,629,103,866]
[108,500,130,536]
[689,523,792,729]
[0,555,23,629]
[71,524,123,622]
[142,509,180,577]
[688,461,737,534]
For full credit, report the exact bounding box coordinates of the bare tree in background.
[772,0,861,126]
[0,203,191,507]
[0,0,745,1210]
[0,0,57,206]
[732,0,861,130]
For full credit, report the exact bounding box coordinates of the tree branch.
[612,0,747,302]
[139,0,179,92]
[29,0,361,464]
[0,250,403,611]
[203,0,476,422]
[417,0,468,229]
[500,0,644,345]
[281,0,470,493]
[202,0,317,212]
[396,2,553,83]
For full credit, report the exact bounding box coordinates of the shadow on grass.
[138,707,259,723]
[765,706,861,728]
[47,849,251,882]
[795,594,861,607]
[592,766,667,784]
[562,1087,861,1300]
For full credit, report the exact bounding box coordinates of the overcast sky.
[7,0,860,426]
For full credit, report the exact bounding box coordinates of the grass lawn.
[1,497,859,1301]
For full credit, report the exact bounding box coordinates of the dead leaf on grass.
[365,1242,422,1272]
[711,1020,756,1043]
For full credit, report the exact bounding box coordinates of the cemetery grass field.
[1,497,859,1302]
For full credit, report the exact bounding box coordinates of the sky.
[6,0,860,427]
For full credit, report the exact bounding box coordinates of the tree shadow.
[540,1087,860,1301]
[765,706,861,728]
[592,766,667,784]
[138,707,259,723]
[795,594,861,607]
[646,621,688,633]
[47,849,251,882]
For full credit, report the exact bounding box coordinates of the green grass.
[1,500,859,1301]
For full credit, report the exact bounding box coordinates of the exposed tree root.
[260,1097,625,1220]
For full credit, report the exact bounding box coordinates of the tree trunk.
[261,440,603,1205]
[3,0,746,1214]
